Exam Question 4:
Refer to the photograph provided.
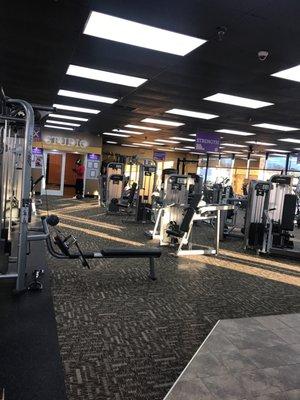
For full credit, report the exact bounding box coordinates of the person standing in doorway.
[73,159,85,199]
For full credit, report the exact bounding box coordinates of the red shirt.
[75,164,85,179]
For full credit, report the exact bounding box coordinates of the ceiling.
[1,0,300,155]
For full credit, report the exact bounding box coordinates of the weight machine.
[0,91,36,292]
[0,89,54,293]
[135,159,157,222]
[40,214,161,280]
[244,175,299,259]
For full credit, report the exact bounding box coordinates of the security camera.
[217,26,227,41]
[258,50,269,61]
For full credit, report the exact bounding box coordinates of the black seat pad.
[101,248,161,258]
[166,229,184,238]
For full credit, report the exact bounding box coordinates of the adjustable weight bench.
[42,216,161,280]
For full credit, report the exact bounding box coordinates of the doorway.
[42,151,66,196]
[64,153,85,198]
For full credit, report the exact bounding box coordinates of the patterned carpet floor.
[43,197,300,400]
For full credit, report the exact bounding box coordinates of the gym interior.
[1,1,300,400]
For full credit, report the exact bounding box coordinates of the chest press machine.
[164,195,234,256]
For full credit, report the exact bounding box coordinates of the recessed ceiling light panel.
[84,11,206,56]
[271,64,300,82]
[222,143,248,148]
[48,113,88,122]
[102,132,130,137]
[278,138,300,144]
[170,136,195,142]
[166,108,218,119]
[252,123,298,131]
[216,129,255,136]
[113,129,143,135]
[53,103,100,114]
[204,93,273,109]
[58,89,118,104]
[155,139,180,144]
[246,141,277,146]
[265,149,290,153]
[142,118,184,127]
[46,120,80,127]
[125,124,160,131]
[44,124,74,131]
[67,64,147,87]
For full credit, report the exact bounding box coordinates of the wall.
[32,128,102,196]
[33,128,102,155]
[102,144,198,166]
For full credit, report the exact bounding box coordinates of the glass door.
[41,151,66,196]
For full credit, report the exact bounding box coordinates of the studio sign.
[44,135,88,148]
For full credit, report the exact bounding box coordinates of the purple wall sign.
[32,147,43,155]
[153,151,166,161]
[33,126,42,141]
[87,153,100,161]
[195,132,220,153]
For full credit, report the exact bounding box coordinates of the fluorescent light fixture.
[125,124,160,131]
[265,149,290,153]
[294,148,300,151]
[271,64,300,82]
[190,151,205,155]
[113,129,143,135]
[143,141,164,145]
[102,132,130,137]
[174,148,188,151]
[133,142,152,147]
[183,146,195,149]
[189,133,196,137]
[67,64,147,88]
[46,120,80,127]
[53,103,100,114]
[121,144,138,148]
[48,113,88,122]
[204,93,273,109]
[141,118,184,127]
[166,108,218,119]
[246,141,277,146]
[222,150,243,154]
[222,143,248,148]
[170,136,195,142]
[216,129,255,136]
[84,11,206,56]
[44,124,73,131]
[106,141,117,144]
[278,138,300,144]
[252,123,298,131]
[158,148,174,152]
[155,139,180,144]
[58,89,117,104]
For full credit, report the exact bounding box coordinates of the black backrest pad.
[189,193,202,209]
[180,207,196,232]
[281,194,297,231]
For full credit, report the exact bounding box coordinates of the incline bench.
[42,215,161,280]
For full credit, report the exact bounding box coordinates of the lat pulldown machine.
[244,175,299,259]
